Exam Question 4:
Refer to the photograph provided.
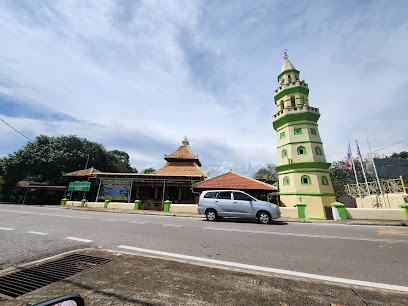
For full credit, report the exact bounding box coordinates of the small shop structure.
[193,171,278,202]
[63,138,207,207]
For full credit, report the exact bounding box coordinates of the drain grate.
[0,253,111,300]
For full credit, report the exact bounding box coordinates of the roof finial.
[283,49,288,60]
[182,135,189,146]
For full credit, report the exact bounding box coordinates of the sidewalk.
[51,205,408,227]
[1,249,407,305]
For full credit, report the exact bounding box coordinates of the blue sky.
[0,0,407,176]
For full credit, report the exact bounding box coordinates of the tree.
[389,151,408,159]
[253,163,278,181]
[329,157,376,197]
[142,167,156,174]
[0,135,137,202]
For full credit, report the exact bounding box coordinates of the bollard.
[400,203,408,220]
[60,198,68,206]
[296,202,307,219]
[163,200,171,212]
[331,202,347,220]
[134,200,141,210]
[104,199,110,208]
[81,199,87,207]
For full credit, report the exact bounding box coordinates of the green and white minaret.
[273,52,335,219]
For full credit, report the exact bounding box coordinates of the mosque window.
[294,128,302,135]
[280,100,284,111]
[315,146,322,155]
[322,176,329,185]
[283,177,290,186]
[290,96,296,108]
[311,128,316,135]
[301,96,305,105]
[297,146,306,155]
[301,175,311,185]
[282,149,288,158]
[280,131,286,139]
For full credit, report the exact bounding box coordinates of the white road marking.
[65,237,93,243]
[0,227,14,230]
[203,227,408,243]
[27,231,49,235]
[162,224,184,228]
[117,245,408,293]
[101,219,117,222]
[130,221,147,224]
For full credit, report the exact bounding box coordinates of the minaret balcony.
[274,81,308,95]
[273,106,320,120]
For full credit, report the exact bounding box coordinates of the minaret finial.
[182,135,189,146]
[283,49,288,60]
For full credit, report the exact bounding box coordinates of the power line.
[0,116,32,141]
[373,137,408,152]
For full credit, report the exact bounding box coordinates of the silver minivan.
[197,190,280,224]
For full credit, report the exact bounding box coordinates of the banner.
[99,179,131,201]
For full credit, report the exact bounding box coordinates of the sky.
[0,0,407,177]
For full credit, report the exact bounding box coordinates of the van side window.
[217,192,232,199]
[203,191,217,198]
[233,192,252,201]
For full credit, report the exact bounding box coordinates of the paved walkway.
[2,249,408,306]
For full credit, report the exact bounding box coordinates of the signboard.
[374,158,408,178]
[99,179,131,201]
[68,182,91,191]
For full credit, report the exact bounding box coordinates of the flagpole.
[356,140,374,208]
[367,138,387,209]
[349,142,363,208]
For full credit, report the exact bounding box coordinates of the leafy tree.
[142,167,156,174]
[329,157,376,197]
[389,151,408,159]
[0,135,137,202]
[253,163,278,181]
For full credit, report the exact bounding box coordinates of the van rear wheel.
[206,209,218,221]
[257,211,271,224]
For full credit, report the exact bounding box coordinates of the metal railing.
[345,176,407,196]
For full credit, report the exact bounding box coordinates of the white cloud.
[1,1,408,177]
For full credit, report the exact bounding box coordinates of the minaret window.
[301,175,311,185]
[297,146,306,155]
[301,96,305,105]
[283,176,290,186]
[290,96,296,108]
[294,128,302,135]
[280,100,284,111]
[315,146,322,155]
[280,131,286,139]
[321,176,329,185]
[282,149,288,158]
[310,128,317,135]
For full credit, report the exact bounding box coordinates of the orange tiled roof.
[154,162,207,177]
[63,167,101,177]
[166,146,196,159]
[194,171,277,190]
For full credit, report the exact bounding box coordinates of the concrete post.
[331,202,347,220]
[400,203,408,220]
[81,199,87,207]
[164,200,171,212]
[104,199,110,208]
[134,200,141,210]
[296,202,307,219]
[60,198,68,206]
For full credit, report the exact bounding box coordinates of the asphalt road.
[1,204,408,289]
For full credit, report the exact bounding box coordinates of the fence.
[345,176,407,196]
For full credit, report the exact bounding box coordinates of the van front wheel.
[206,209,218,221]
[257,211,271,224]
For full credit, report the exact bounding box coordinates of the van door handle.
[215,201,218,203]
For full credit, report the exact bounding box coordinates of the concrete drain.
[0,253,112,300]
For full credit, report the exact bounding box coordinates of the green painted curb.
[104,200,110,208]
[400,203,408,220]
[163,200,171,212]
[60,198,68,206]
[309,217,327,220]
[81,199,87,207]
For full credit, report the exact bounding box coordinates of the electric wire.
[0,116,32,141]
[373,137,408,152]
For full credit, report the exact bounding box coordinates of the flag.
[346,143,353,169]
[355,140,366,168]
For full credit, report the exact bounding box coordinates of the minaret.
[272,52,335,219]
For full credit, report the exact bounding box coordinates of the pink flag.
[355,140,366,168]
[346,143,353,169]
